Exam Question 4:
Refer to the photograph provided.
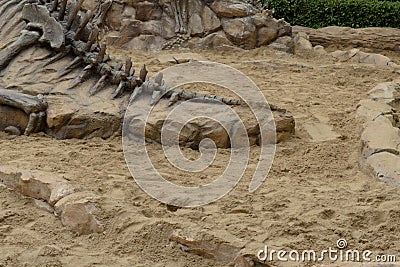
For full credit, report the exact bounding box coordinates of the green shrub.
[262,0,400,28]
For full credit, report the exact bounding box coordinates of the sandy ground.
[1,47,400,267]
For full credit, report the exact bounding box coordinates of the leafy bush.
[263,0,400,28]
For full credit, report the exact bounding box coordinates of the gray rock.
[210,0,258,18]
[268,36,294,54]
[4,126,21,136]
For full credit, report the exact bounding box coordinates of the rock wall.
[93,0,292,51]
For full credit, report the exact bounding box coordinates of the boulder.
[313,45,327,56]
[257,26,278,46]
[46,95,122,140]
[119,19,162,40]
[61,201,103,235]
[221,17,257,49]
[293,33,313,54]
[126,96,294,148]
[54,192,103,235]
[53,191,99,215]
[210,0,258,18]
[160,13,177,39]
[268,36,294,54]
[105,2,125,30]
[0,105,28,133]
[202,5,221,35]
[190,31,233,49]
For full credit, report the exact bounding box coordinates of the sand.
[1,47,400,266]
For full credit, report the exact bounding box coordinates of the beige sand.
[1,47,400,266]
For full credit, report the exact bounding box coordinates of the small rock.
[221,17,257,49]
[210,0,257,18]
[313,45,327,56]
[38,245,62,257]
[268,36,294,54]
[365,152,400,186]
[61,202,103,235]
[293,33,313,54]
[4,126,21,136]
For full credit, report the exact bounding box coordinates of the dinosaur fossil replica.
[0,0,294,144]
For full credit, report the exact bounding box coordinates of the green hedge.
[263,0,400,28]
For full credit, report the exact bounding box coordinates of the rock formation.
[101,0,292,51]
[0,0,295,146]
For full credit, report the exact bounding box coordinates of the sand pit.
[1,46,400,266]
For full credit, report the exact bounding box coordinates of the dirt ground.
[1,47,400,267]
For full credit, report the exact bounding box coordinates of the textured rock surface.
[102,0,291,51]
[293,25,400,52]
[127,98,294,149]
